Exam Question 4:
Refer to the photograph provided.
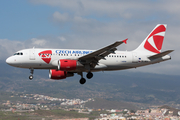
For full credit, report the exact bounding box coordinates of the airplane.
[6,24,173,84]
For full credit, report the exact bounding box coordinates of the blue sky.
[1,0,180,75]
[0,0,61,40]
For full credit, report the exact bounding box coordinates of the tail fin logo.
[144,25,166,53]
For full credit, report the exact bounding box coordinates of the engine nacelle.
[52,59,84,71]
[58,59,77,71]
[49,69,74,80]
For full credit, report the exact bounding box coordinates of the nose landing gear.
[29,68,34,80]
[29,75,33,80]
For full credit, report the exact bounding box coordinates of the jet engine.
[49,69,74,80]
[58,59,77,71]
[52,59,83,71]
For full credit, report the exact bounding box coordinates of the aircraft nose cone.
[6,57,13,65]
[6,57,11,64]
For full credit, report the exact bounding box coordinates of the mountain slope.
[1,61,180,106]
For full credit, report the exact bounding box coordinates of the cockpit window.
[14,52,23,55]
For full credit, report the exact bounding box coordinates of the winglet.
[123,39,128,44]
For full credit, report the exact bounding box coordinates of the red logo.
[38,50,52,64]
[144,25,166,53]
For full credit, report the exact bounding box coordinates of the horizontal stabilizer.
[148,50,174,59]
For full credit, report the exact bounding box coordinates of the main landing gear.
[86,72,93,79]
[79,78,86,84]
[29,68,34,80]
[78,72,93,84]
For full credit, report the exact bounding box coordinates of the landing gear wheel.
[29,68,34,80]
[29,75,33,80]
[86,72,93,79]
[79,78,86,84]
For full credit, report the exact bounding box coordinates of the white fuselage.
[6,48,171,72]
[5,24,173,84]
[6,24,173,84]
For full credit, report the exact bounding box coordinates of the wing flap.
[148,50,174,59]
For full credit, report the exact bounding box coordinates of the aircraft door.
[29,49,36,60]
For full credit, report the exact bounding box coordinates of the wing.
[78,39,127,66]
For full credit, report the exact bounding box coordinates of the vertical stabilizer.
[134,24,167,55]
